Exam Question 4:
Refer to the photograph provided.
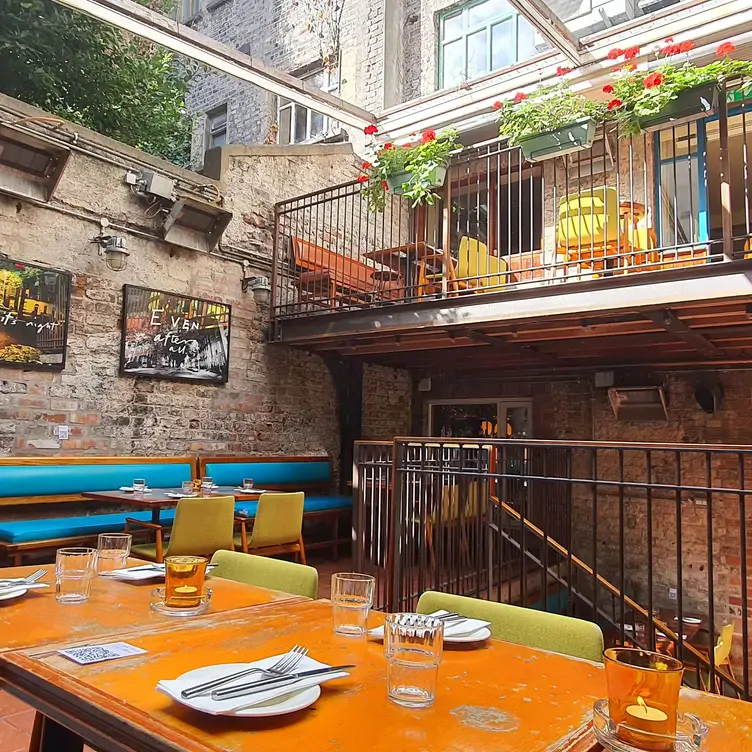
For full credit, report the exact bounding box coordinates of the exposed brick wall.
[361,364,412,440]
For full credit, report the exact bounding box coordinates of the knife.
[0,583,49,594]
[211,665,355,700]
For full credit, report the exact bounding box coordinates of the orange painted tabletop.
[0,561,305,654]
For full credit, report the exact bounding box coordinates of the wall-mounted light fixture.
[91,218,130,271]
[241,270,271,303]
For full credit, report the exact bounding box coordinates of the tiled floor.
[0,555,353,751]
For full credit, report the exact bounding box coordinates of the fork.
[0,569,46,588]
[180,645,309,699]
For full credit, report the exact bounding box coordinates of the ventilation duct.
[608,386,668,421]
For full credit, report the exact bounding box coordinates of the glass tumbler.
[55,547,97,603]
[242,478,255,491]
[96,533,132,574]
[200,476,214,494]
[165,555,208,608]
[604,647,684,752]
[181,480,195,496]
[133,478,146,494]
[331,572,375,636]
[385,613,444,708]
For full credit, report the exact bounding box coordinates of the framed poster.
[120,285,231,384]
[0,257,70,370]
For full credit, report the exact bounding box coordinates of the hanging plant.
[358,126,459,212]
[293,0,345,69]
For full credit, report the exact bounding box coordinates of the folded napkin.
[0,582,50,594]
[101,566,164,581]
[369,610,491,639]
[157,654,349,715]
[234,487,268,493]
[164,492,195,499]
[119,486,152,492]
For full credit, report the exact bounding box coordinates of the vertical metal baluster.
[592,448,598,624]
[619,448,625,643]
[706,451,715,692]
[647,450,655,651]
[739,452,750,699]
[675,450,684,662]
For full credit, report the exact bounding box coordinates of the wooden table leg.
[29,712,84,752]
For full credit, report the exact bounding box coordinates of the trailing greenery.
[496,84,607,146]
[0,0,194,165]
[359,127,459,211]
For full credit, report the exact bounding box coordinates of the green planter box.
[517,118,596,162]
[386,166,447,195]
[639,83,720,132]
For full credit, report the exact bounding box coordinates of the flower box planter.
[638,83,720,132]
[517,117,597,162]
[386,166,447,195]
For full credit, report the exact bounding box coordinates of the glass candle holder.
[164,555,207,608]
[604,647,684,752]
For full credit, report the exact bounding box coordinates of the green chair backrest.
[417,590,604,663]
[248,492,305,548]
[165,496,235,558]
[210,549,318,599]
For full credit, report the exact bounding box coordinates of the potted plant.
[359,126,459,211]
[606,40,752,133]
[495,82,608,162]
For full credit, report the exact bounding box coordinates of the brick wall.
[362,364,412,440]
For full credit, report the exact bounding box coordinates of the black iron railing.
[272,95,752,322]
[354,437,752,700]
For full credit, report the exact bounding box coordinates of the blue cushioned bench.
[0,456,195,565]
[200,455,351,558]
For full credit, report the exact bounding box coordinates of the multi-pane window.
[439,0,538,89]
[176,0,200,21]
[278,68,340,145]
[206,105,228,150]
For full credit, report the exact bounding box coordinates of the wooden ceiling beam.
[454,329,562,366]
[643,309,725,359]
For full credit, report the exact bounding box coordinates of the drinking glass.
[604,647,684,751]
[55,547,97,603]
[242,478,255,491]
[165,555,208,608]
[384,613,444,708]
[96,533,132,574]
[331,572,375,636]
[200,476,214,494]
[181,480,195,496]
[133,478,146,494]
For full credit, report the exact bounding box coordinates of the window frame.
[206,104,228,150]
[177,0,200,22]
[438,0,535,89]
[277,67,340,145]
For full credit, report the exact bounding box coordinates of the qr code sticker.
[59,642,147,665]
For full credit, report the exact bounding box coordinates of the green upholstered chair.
[235,492,307,564]
[416,591,604,663]
[128,496,235,563]
[210,549,318,599]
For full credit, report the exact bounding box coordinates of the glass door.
[428,399,532,438]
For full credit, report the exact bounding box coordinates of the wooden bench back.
[292,237,378,294]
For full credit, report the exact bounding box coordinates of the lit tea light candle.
[172,585,200,607]
[623,696,672,751]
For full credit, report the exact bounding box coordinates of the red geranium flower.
[644,72,665,89]
[607,48,623,60]
[623,46,640,60]
[362,161,372,170]
[716,41,736,57]
[556,66,572,76]
[493,101,502,109]
[383,142,393,150]
[603,84,615,94]
[607,99,623,110]
[513,91,527,104]
[363,124,378,136]
[421,129,436,143]
[612,66,622,73]
[662,43,680,56]
[679,40,694,52]
[357,174,368,183]
[664,36,674,43]
[381,180,389,191]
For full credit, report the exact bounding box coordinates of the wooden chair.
[127,496,235,563]
[417,590,604,663]
[210,549,318,599]
[235,492,307,564]
[687,623,738,695]
[620,201,660,272]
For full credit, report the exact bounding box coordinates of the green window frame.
[438,0,537,89]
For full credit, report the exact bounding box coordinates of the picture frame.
[0,257,71,371]
[119,284,231,384]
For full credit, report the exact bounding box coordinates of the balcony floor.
[273,260,752,373]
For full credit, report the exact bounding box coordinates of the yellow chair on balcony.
[457,237,507,292]
[557,186,629,273]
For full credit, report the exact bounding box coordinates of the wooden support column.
[719,84,734,261]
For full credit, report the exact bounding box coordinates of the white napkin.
[0,583,50,594]
[157,654,349,715]
[119,486,152,492]
[101,566,164,581]
[369,610,491,639]
[164,492,194,499]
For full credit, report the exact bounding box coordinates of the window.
[278,68,339,145]
[428,399,533,438]
[206,105,227,150]
[439,0,538,89]
[175,0,200,21]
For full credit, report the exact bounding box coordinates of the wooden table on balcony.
[362,240,444,298]
[3,597,752,752]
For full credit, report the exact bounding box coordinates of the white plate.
[445,626,492,644]
[159,662,322,717]
[119,486,152,492]
[0,587,29,602]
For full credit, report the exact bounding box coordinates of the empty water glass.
[96,533,132,574]
[133,478,146,494]
[55,547,97,603]
[181,480,195,496]
[201,476,214,494]
[385,613,444,708]
[242,478,255,491]
[331,573,375,637]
